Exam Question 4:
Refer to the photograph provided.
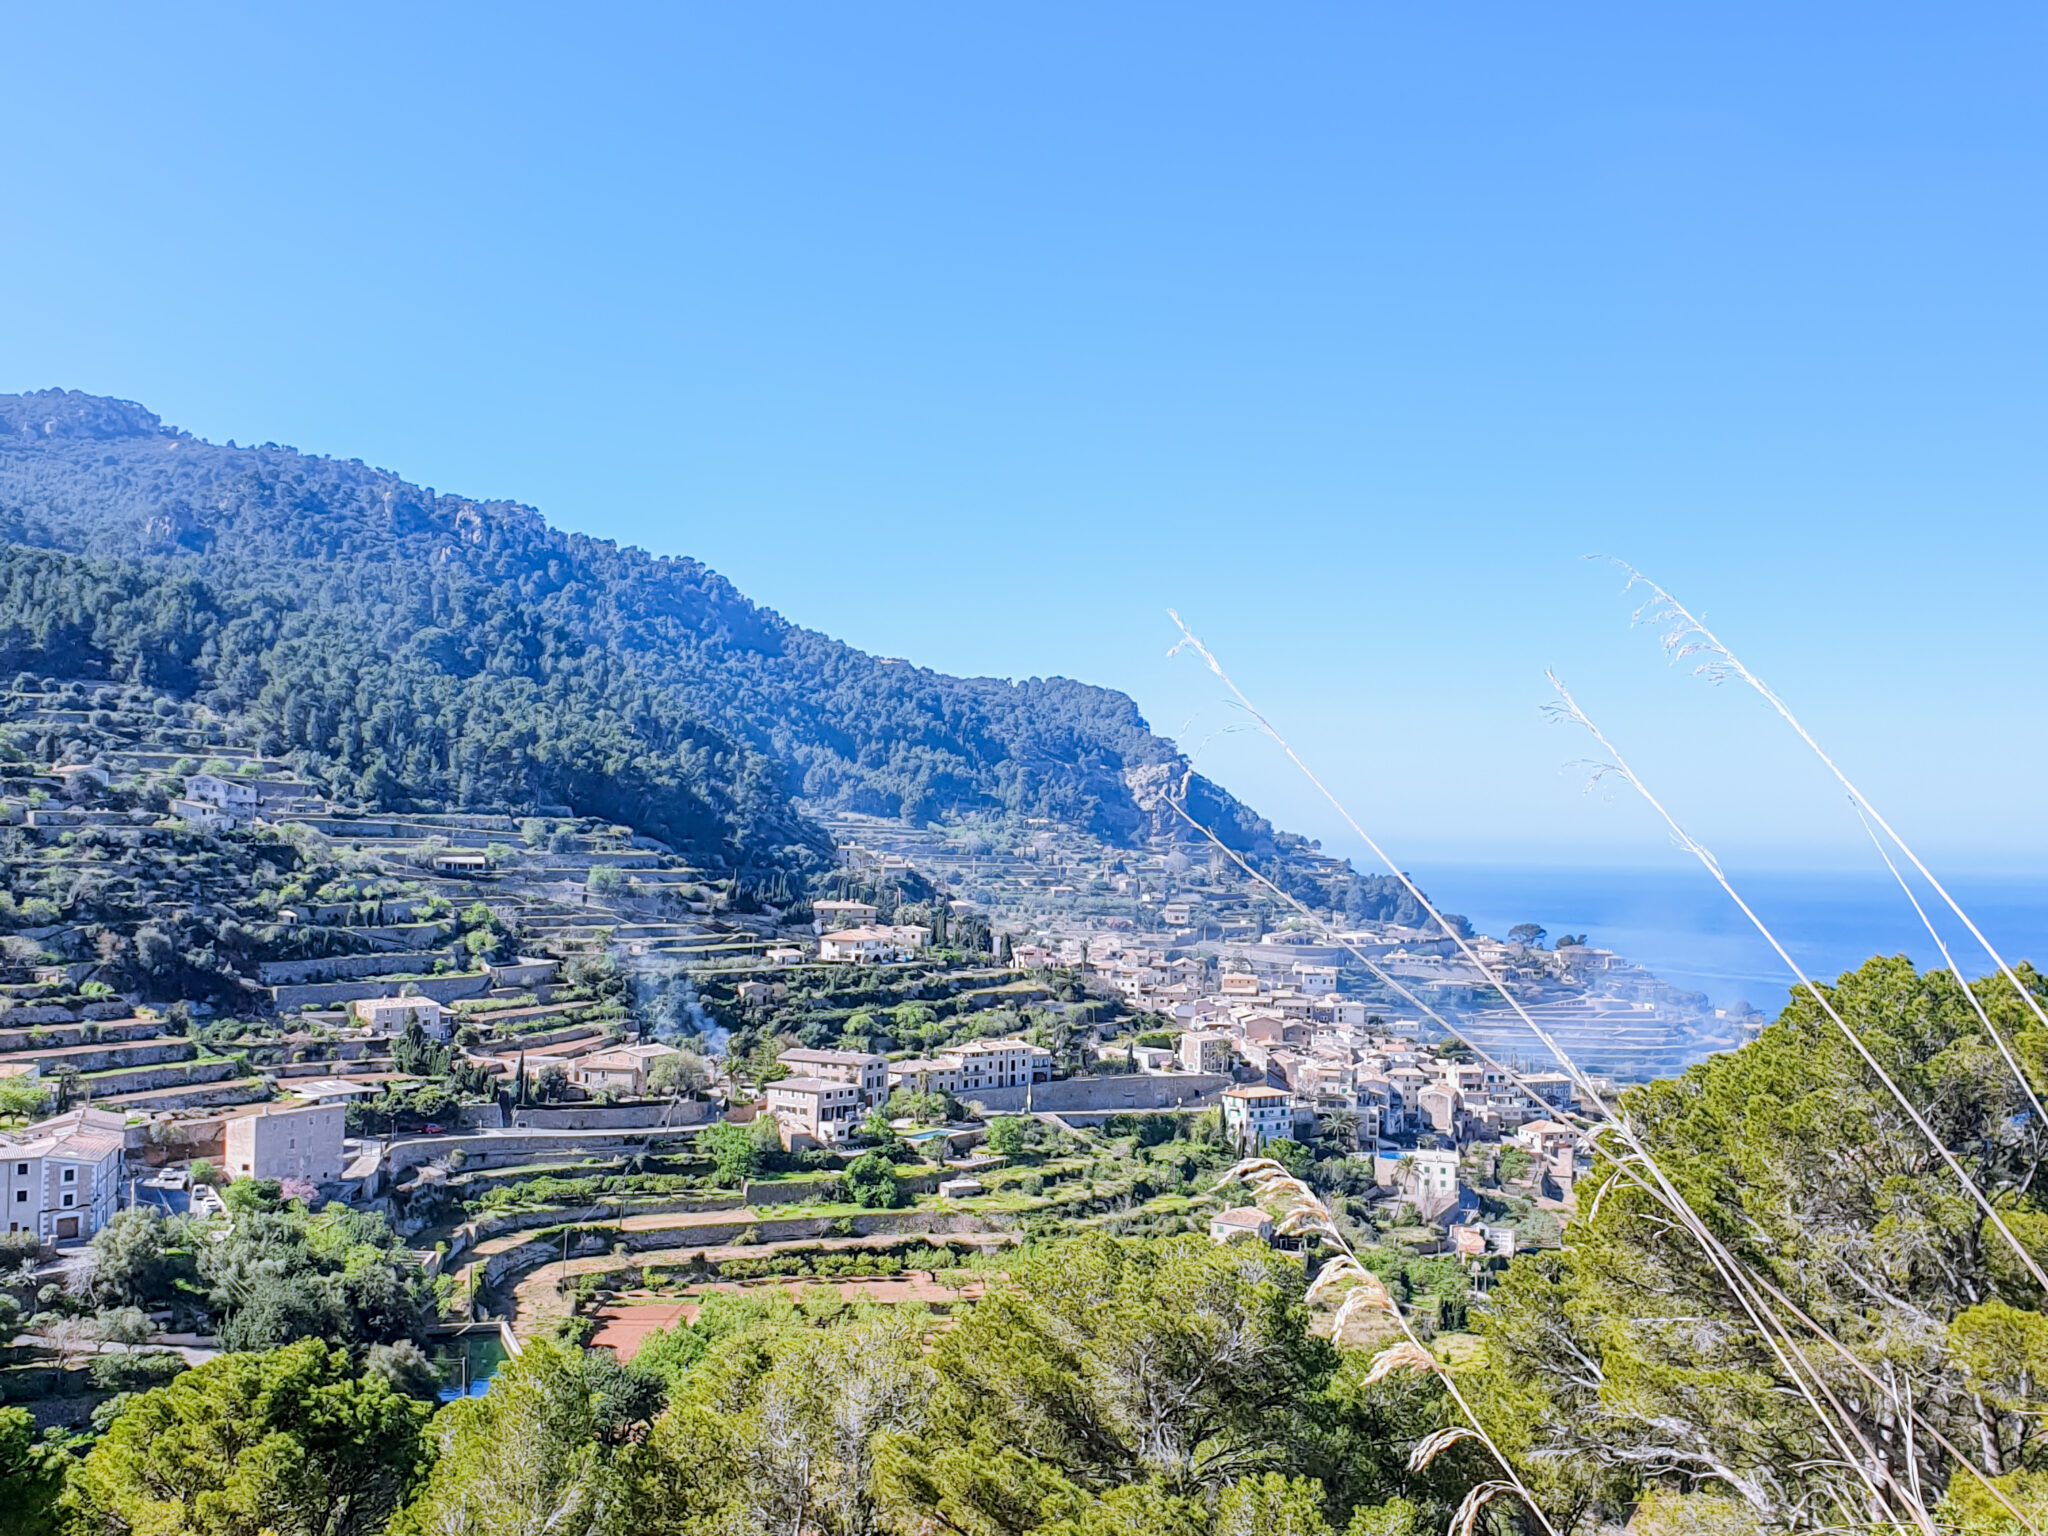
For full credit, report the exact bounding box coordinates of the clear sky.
[2,5,2043,882]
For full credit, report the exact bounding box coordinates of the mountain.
[0,388,1420,920]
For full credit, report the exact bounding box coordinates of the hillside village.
[0,394,2020,1532]
[0,664,1761,1422]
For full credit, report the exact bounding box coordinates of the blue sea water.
[1415,862,2048,1016]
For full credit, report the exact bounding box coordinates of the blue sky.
[2,5,2044,881]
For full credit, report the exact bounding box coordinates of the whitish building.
[1178,1030,1233,1075]
[887,1038,1054,1098]
[1220,1085,1293,1149]
[1398,1147,1462,1221]
[811,900,878,933]
[351,996,452,1040]
[224,1102,346,1186]
[817,927,902,963]
[777,1048,889,1107]
[944,1038,1053,1092]
[765,1077,865,1145]
[2,1106,125,1243]
[571,1042,681,1096]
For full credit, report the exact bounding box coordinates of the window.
[13,1190,23,1203]
[61,1193,73,1207]
[12,1164,23,1176]
[62,1168,75,1183]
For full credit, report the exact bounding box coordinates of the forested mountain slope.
[0,389,1414,915]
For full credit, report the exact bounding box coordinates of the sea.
[1415,862,2048,1017]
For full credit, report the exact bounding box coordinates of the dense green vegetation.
[0,388,1416,902]
[80,1195,440,1351]
[58,1235,1463,1536]
[1469,956,2048,1528]
[18,957,2048,1533]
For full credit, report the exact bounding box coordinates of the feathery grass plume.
[1361,1340,1439,1386]
[1607,560,2048,1051]
[1409,1427,1481,1473]
[1543,667,2048,1294]
[1163,739,1946,1526]
[1306,1255,1387,1310]
[1449,1480,1517,1536]
[1163,616,2023,1532]
[1329,1282,1395,1345]
[1216,1158,1563,1536]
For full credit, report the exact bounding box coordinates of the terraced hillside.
[0,388,1380,906]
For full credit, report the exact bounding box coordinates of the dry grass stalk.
[1544,669,2048,1295]
[1850,801,2048,1127]
[1609,561,2048,1061]
[1361,1339,1438,1385]
[1216,1157,1563,1536]
[1450,1480,1515,1536]
[1409,1426,1482,1472]
[1164,615,2036,1532]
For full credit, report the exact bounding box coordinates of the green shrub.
[88,1351,188,1393]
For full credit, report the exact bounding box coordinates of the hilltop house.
[1178,1030,1233,1075]
[485,957,558,990]
[887,1038,1054,1098]
[812,900,878,933]
[1209,1206,1274,1245]
[817,926,903,963]
[1398,1147,1464,1222]
[766,1077,865,1147]
[187,773,258,818]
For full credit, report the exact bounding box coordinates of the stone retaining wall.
[15,1040,193,1075]
[271,973,492,1009]
[962,1072,1232,1114]
[385,1124,704,1179]
[479,1210,995,1288]
[257,953,450,985]
[510,1101,710,1131]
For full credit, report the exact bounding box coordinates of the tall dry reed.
[1164,613,2036,1532]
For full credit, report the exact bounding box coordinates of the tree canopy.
[66,1339,431,1536]
[1471,956,2048,1528]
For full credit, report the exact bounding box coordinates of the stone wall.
[478,1209,999,1287]
[509,1101,711,1131]
[257,953,449,985]
[16,1039,193,1074]
[81,1058,239,1095]
[270,973,492,1009]
[961,1072,1232,1114]
[384,1124,705,1180]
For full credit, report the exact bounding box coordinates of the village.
[0,674,1745,1418]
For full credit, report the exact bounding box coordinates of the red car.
[420,1122,444,1135]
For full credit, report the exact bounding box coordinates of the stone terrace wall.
[962,1072,1232,1114]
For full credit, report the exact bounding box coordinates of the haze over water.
[1420,863,2048,1016]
